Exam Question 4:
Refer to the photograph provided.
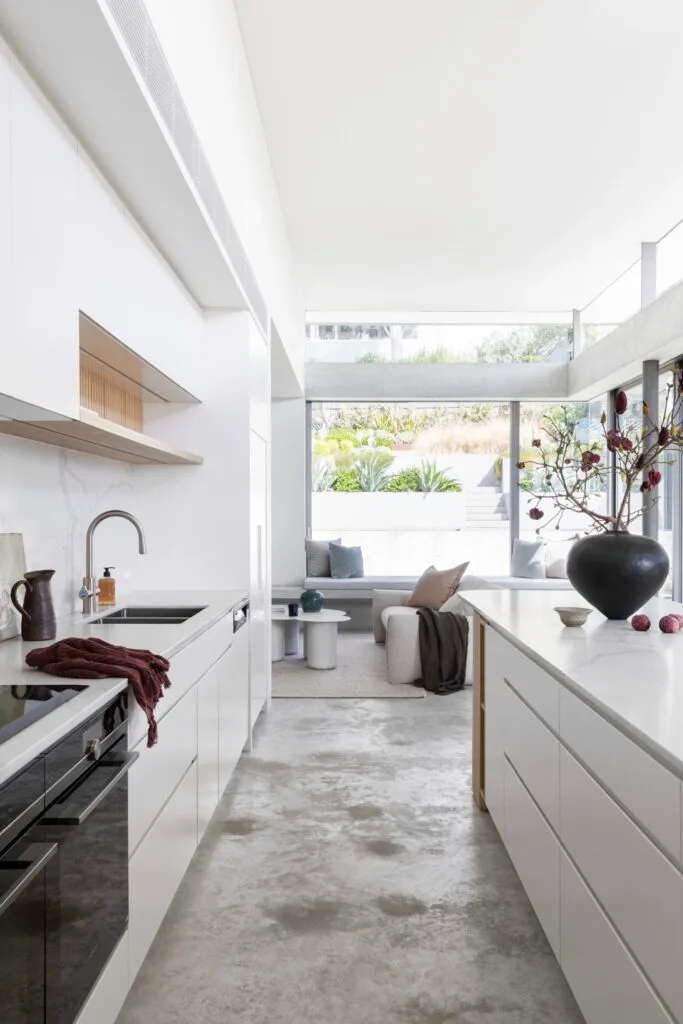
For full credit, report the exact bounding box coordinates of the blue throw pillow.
[511,538,546,579]
[328,542,364,579]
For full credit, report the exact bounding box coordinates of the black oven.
[0,691,134,1024]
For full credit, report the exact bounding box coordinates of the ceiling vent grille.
[105,0,268,332]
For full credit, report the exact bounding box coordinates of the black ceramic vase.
[566,532,669,620]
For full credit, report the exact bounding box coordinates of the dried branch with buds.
[519,369,683,533]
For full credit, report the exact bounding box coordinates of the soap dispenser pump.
[98,567,116,607]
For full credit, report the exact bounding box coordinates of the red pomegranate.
[659,615,680,634]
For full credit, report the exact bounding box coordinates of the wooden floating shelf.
[0,408,203,466]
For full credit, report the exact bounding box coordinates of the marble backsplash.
[0,434,143,616]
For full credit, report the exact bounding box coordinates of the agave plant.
[355,452,394,492]
[416,459,462,492]
[312,459,337,493]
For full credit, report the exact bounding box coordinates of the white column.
[641,242,657,309]
[509,401,520,563]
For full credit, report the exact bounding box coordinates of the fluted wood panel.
[80,353,143,431]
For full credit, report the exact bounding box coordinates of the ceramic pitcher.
[11,569,57,641]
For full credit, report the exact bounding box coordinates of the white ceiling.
[235,0,683,312]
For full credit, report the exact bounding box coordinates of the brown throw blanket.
[417,609,469,695]
[26,637,171,747]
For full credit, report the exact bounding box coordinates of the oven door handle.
[0,842,58,917]
[42,750,139,827]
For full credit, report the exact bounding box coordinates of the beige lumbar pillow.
[406,562,470,609]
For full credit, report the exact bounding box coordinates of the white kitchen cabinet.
[560,686,681,862]
[218,627,250,794]
[505,682,559,831]
[197,663,220,841]
[483,629,506,836]
[7,54,78,417]
[560,747,683,1019]
[504,758,560,958]
[250,429,269,730]
[560,851,674,1024]
[129,761,198,982]
[128,686,198,855]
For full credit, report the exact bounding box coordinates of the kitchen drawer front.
[218,635,250,796]
[129,761,198,983]
[484,658,507,837]
[128,688,198,855]
[489,628,558,729]
[560,748,683,1019]
[504,758,560,958]
[505,682,559,830]
[127,614,232,747]
[197,663,219,841]
[560,852,674,1024]
[560,686,681,862]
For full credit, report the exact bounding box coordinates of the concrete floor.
[117,693,583,1024]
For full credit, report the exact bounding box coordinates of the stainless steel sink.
[90,606,206,626]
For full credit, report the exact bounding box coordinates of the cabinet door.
[504,758,560,958]
[129,763,198,983]
[218,634,249,795]
[483,628,506,836]
[250,430,269,730]
[560,851,673,1024]
[197,664,220,840]
[8,55,78,417]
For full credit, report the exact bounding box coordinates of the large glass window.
[310,402,510,575]
[581,260,641,348]
[306,321,572,365]
[518,398,608,545]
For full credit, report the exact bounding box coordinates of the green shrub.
[356,352,387,363]
[326,428,357,444]
[339,439,355,454]
[312,438,340,457]
[312,460,337,492]
[355,453,395,491]
[384,468,421,492]
[332,467,361,492]
[416,460,462,492]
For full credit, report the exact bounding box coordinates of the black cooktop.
[0,684,85,746]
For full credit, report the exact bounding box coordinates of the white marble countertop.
[0,589,248,786]
[463,589,683,778]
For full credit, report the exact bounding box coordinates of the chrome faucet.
[80,510,147,615]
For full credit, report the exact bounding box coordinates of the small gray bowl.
[554,606,592,627]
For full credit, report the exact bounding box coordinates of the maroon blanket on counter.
[26,637,171,747]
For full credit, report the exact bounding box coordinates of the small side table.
[271,609,300,661]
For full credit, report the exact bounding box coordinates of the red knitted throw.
[26,637,171,747]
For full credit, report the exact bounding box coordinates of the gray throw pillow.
[305,537,341,577]
[328,542,364,579]
[511,538,546,579]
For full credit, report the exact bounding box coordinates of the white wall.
[271,399,306,584]
[142,0,304,388]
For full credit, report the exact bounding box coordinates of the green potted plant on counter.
[519,375,683,618]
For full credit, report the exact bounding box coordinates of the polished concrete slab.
[118,692,583,1024]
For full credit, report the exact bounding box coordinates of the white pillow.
[511,539,546,579]
[545,540,572,579]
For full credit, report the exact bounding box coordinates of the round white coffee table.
[272,608,349,670]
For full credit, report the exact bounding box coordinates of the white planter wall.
[312,492,466,532]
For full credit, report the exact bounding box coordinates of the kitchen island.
[464,590,683,1024]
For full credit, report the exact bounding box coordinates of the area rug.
[272,632,426,699]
